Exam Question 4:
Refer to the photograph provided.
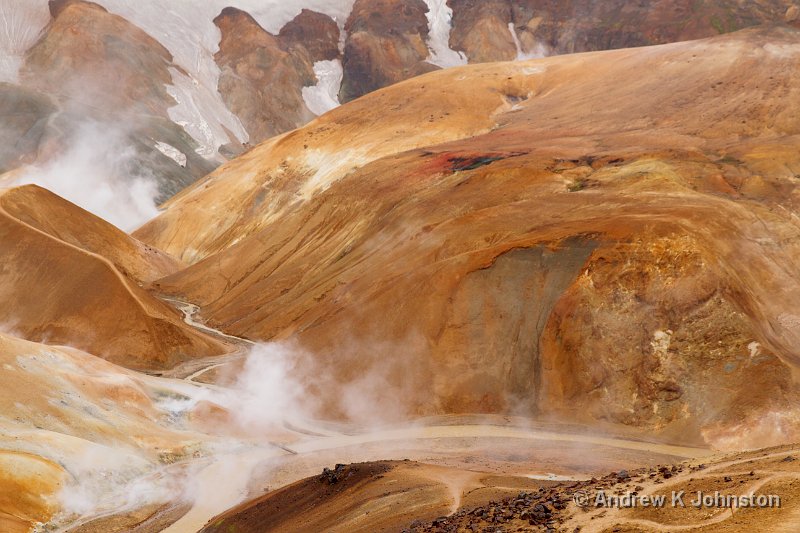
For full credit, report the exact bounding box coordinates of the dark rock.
[279,9,341,62]
[319,463,349,484]
[448,0,796,64]
[339,0,439,102]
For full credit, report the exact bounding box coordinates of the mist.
[57,443,181,518]
[189,340,418,434]
[13,122,160,232]
[227,343,312,431]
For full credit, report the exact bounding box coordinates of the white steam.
[96,344,316,532]
[13,122,160,232]
[508,22,550,60]
[703,408,800,451]
[302,59,344,116]
[423,0,468,67]
[227,343,310,431]
[57,443,180,518]
[154,340,416,437]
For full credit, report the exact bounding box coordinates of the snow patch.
[748,341,761,358]
[521,65,546,75]
[154,141,187,167]
[165,67,247,159]
[302,59,343,116]
[90,0,360,155]
[423,0,467,67]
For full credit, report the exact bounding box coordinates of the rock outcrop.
[137,27,800,442]
[448,0,798,61]
[214,7,340,144]
[339,0,439,102]
[27,0,173,115]
[448,0,517,62]
[278,8,341,62]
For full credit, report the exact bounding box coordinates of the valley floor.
[64,413,713,532]
[50,297,795,533]
[68,423,800,533]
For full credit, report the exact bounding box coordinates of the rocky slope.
[200,462,452,533]
[201,445,800,533]
[0,328,232,533]
[0,185,229,369]
[136,26,800,444]
[16,0,217,200]
[28,0,173,116]
[0,83,56,174]
[448,0,519,62]
[213,7,338,146]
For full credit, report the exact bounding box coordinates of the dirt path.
[289,424,711,458]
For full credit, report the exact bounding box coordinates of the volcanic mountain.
[1,0,796,203]
[135,25,800,445]
[10,0,219,198]
[1,7,800,533]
